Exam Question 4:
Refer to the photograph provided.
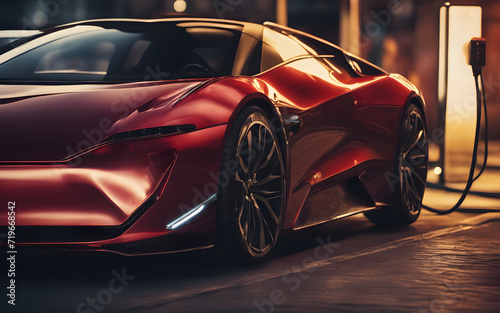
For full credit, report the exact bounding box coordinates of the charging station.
[437,3,482,183]
[425,2,488,215]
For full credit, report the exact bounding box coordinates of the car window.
[291,32,385,77]
[261,42,284,72]
[320,56,352,82]
[260,29,352,81]
[261,27,309,71]
[35,39,116,76]
[290,33,342,56]
[233,32,262,76]
[290,33,358,77]
[344,54,386,76]
[243,39,262,76]
[0,24,242,82]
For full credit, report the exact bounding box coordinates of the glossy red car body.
[0,18,425,255]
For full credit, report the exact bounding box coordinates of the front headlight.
[102,124,196,143]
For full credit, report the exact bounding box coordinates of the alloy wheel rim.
[399,110,428,214]
[234,113,284,256]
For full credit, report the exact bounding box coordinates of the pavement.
[424,140,500,211]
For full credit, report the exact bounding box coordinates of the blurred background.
[0,4,499,312]
[0,0,498,163]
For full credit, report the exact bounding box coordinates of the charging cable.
[422,38,489,215]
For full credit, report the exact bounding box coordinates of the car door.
[294,33,405,210]
[257,28,367,229]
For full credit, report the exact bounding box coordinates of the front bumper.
[0,124,227,255]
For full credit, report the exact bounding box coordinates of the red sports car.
[0,18,428,261]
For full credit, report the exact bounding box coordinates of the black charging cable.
[422,38,489,215]
[473,73,488,182]
[422,73,483,214]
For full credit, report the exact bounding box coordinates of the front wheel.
[216,105,286,261]
[365,103,428,226]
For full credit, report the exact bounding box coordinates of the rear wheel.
[365,103,428,226]
[216,105,286,261]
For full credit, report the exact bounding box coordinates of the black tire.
[365,103,428,226]
[216,105,286,262]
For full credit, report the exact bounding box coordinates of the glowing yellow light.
[439,5,482,182]
[173,0,187,13]
[434,166,443,175]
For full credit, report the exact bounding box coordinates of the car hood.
[0,79,206,162]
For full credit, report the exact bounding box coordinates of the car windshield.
[0,23,241,82]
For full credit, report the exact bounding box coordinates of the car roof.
[51,17,253,30]
[0,30,42,38]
